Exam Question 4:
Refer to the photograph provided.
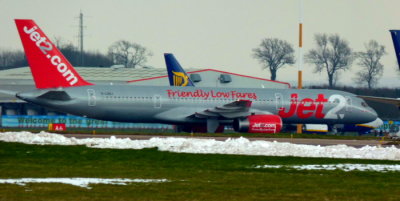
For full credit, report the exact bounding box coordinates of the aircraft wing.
[358,95,400,107]
[194,100,253,119]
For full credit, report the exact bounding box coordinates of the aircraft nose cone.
[372,118,384,128]
[364,107,378,123]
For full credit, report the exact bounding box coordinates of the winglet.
[164,53,195,86]
[390,30,400,69]
[15,19,93,89]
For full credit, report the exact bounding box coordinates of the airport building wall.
[127,69,291,89]
[1,115,173,131]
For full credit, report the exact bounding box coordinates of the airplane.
[339,118,384,134]
[13,19,378,133]
[163,53,384,134]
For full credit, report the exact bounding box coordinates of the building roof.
[0,66,290,86]
[0,66,176,83]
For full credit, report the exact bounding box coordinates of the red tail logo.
[15,19,92,89]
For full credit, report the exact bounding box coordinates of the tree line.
[0,39,152,70]
[1,33,397,89]
[253,34,391,89]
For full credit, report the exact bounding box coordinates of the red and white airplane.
[13,19,378,133]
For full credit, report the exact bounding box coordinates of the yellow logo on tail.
[172,71,189,86]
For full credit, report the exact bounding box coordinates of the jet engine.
[233,115,282,133]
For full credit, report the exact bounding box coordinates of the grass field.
[1,141,400,201]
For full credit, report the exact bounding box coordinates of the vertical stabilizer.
[164,53,194,86]
[15,19,93,89]
[390,30,400,69]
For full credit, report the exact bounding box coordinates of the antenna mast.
[78,11,84,66]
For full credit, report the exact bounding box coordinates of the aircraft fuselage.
[17,85,378,125]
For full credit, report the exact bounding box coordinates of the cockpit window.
[361,101,368,107]
[346,97,352,105]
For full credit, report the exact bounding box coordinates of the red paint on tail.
[15,19,93,89]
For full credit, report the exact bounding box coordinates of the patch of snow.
[255,164,400,172]
[1,131,400,160]
[0,178,169,189]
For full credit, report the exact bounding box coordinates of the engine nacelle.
[233,115,282,133]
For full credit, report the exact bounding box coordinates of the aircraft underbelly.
[281,117,338,124]
[92,103,160,123]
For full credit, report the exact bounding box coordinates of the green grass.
[1,142,400,201]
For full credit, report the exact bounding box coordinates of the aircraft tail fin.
[15,19,93,89]
[164,53,195,86]
[390,30,400,68]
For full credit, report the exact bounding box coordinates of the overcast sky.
[1,0,400,87]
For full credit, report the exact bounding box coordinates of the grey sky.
[1,0,399,87]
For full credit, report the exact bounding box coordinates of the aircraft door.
[275,93,283,111]
[153,94,161,109]
[87,89,96,106]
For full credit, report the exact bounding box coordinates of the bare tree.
[252,38,295,80]
[354,40,386,89]
[306,33,353,88]
[108,40,152,68]
[53,36,65,48]
[52,37,113,67]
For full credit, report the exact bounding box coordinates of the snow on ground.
[0,178,169,189]
[255,164,400,172]
[1,131,400,160]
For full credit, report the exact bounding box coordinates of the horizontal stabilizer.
[37,91,71,101]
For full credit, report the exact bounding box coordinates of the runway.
[61,134,394,148]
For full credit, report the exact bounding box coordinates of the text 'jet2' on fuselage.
[14,19,378,133]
